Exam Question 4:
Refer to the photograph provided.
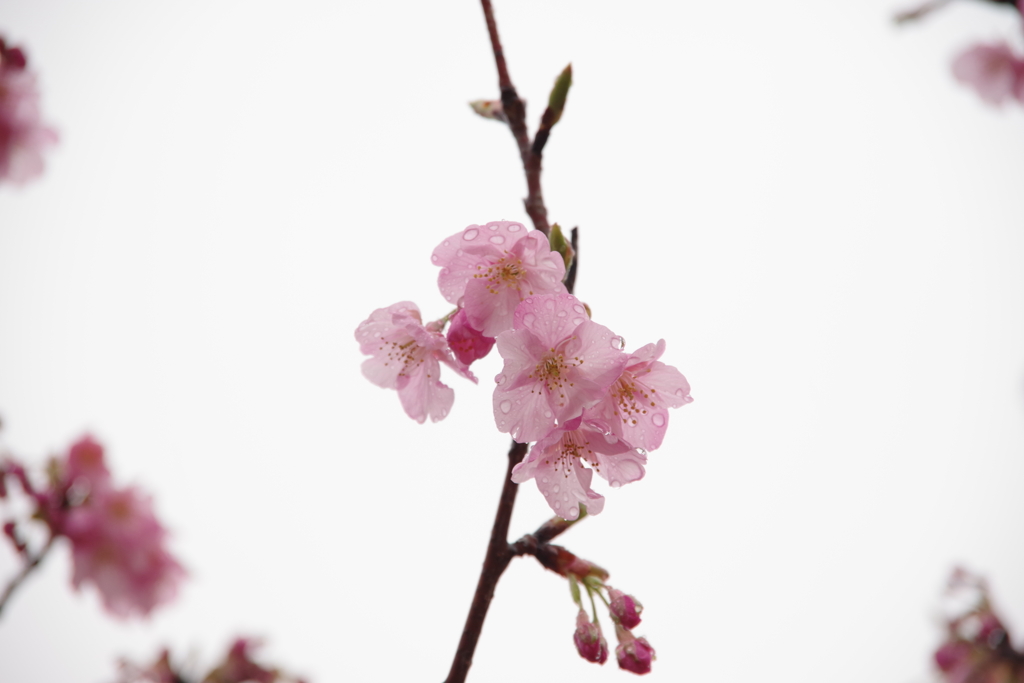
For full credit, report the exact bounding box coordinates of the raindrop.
[489,235,505,245]
[557,310,567,317]
[444,240,451,247]
[431,254,440,263]
[545,298,556,310]
[572,317,585,325]
[569,506,579,518]
[652,413,666,427]
[610,480,622,489]
[553,485,561,493]
[525,297,533,304]
[508,223,521,232]
[675,388,687,397]
[488,223,499,230]
[457,249,464,256]
[554,501,561,509]
[610,336,625,350]
[541,477,549,484]
[635,448,648,457]
[544,410,552,419]
[499,400,512,414]
[463,228,479,241]
[441,267,451,275]
[495,374,507,385]
[523,313,536,326]
[441,408,448,417]
[562,494,569,502]
[572,304,586,315]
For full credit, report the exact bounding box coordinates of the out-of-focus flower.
[573,609,609,664]
[116,649,180,683]
[951,41,1024,106]
[355,301,475,423]
[615,626,655,675]
[203,638,277,683]
[446,308,495,367]
[63,484,186,618]
[432,221,567,338]
[492,293,626,443]
[590,339,692,452]
[609,588,643,630]
[932,567,1024,683]
[0,37,57,186]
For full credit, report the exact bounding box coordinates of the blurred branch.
[0,533,55,618]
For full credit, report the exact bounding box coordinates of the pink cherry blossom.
[62,484,186,618]
[573,609,609,664]
[493,293,627,443]
[446,308,495,366]
[511,416,647,520]
[355,301,475,423]
[0,38,58,186]
[590,340,692,452]
[432,221,567,337]
[65,435,112,490]
[951,41,1024,106]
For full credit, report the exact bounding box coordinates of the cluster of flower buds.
[0,35,57,186]
[549,543,654,674]
[933,567,1024,683]
[356,221,692,519]
[897,0,1024,108]
[117,637,307,683]
[0,436,185,618]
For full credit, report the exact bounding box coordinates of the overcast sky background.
[1,1,1023,682]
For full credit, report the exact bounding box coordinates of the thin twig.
[480,0,550,236]
[0,533,56,617]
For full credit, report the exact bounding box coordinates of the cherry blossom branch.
[480,0,550,236]
[0,532,55,617]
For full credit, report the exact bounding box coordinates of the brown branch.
[0,533,56,618]
[480,0,550,236]
[444,440,528,683]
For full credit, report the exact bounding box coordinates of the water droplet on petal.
[545,298,556,310]
[544,410,552,419]
[635,448,647,457]
[441,267,451,275]
[488,223,499,231]
[610,480,622,489]
[457,249,464,256]
[562,494,569,502]
[652,413,666,427]
[554,501,561,509]
[508,223,521,232]
[610,336,626,350]
[573,304,586,315]
[541,477,549,484]
[495,374,507,385]
[557,310,567,317]
[489,235,505,245]
[523,313,536,326]
[675,388,687,397]
[572,317,585,325]
[553,485,561,493]
[463,228,479,241]
[444,240,451,247]
[499,400,513,414]
[569,506,578,518]
[431,254,440,263]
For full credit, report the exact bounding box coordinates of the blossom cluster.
[355,221,692,520]
[0,35,57,185]
[546,546,655,674]
[1,435,185,618]
[933,568,1024,683]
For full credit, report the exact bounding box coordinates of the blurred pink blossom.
[355,301,475,423]
[952,41,1024,106]
[432,221,566,337]
[492,293,627,443]
[0,37,57,186]
[62,483,185,618]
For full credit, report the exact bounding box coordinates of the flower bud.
[447,309,495,366]
[609,588,643,629]
[616,627,655,675]
[573,609,608,664]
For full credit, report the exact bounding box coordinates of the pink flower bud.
[934,642,971,672]
[609,588,643,629]
[573,610,608,664]
[616,627,655,675]
[446,309,495,366]
[65,435,111,490]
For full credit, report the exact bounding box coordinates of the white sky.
[1,1,1023,682]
